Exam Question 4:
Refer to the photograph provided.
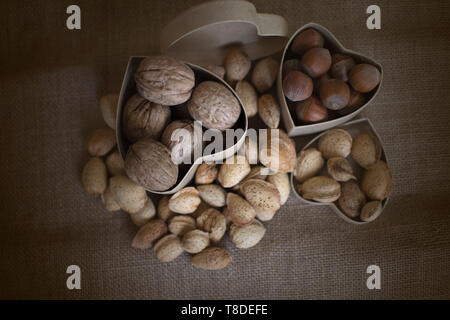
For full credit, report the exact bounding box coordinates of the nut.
[135,56,195,106]
[161,119,202,165]
[259,129,297,173]
[217,155,251,188]
[338,180,366,218]
[105,150,125,176]
[226,193,256,226]
[168,187,201,214]
[258,94,280,129]
[157,196,175,221]
[318,129,353,159]
[235,80,258,117]
[101,184,120,211]
[241,179,281,216]
[243,135,259,165]
[255,210,276,222]
[190,247,232,270]
[232,165,269,192]
[109,175,147,214]
[154,234,184,262]
[82,157,108,195]
[294,148,325,183]
[361,161,392,201]
[349,63,381,93]
[187,81,241,130]
[251,57,279,93]
[319,79,350,110]
[267,172,290,205]
[360,201,383,222]
[337,90,366,116]
[230,219,266,249]
[295,96,328,123]
[124,138,179,192]
[168,215,196,236]
[282,59,302,77]
[351,132,382,169]
[223,49,251,83]
[131,219,167,250]
[99,94,119,129]
[195,162,218,185]
[122,94,171,142]
[327,157,356,182]
[182,229,210,254]
[301,47,332,78]
[331,54,356,82]
[192,201,211,219]
[282,71,313,102]
[197,184,227,208]
[291,28,324,55]
[87,128,116,157]
[205,65,226,79]
[196,208,227,243]
[130,198,156,227]
[299,176,341,203]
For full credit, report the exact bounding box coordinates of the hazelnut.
[187,81,241,130]
[327,157,356,182]
[318,129,353,159]
[301,47,332,78]
[235,80,258,118]
[349,63,381,93]
[337,90,366,116]
[251,57,279,93]
[319,79,350,110]
[124,138,179,192]
[299,176,341,203]
[282,71,313,102]
[351,132,382,169]
[282,59,302,77]
[258,94,280,129]
[338,180,366,218]
[135,56,195,106]
[291,28,324,55]
[330,54,355,82]
[295,96,328,123]
[224,49,251,83]
[294,148,324,183]
[361,161,392,201]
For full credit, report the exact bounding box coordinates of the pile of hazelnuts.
[282,28,382,124]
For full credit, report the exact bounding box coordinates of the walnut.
[134,56,195,106]
[124,138,178,191]
[122,94,171,142]
[187,81,241,130]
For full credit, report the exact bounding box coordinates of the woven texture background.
[1,0,450,299]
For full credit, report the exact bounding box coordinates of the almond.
[109,175,147,214]
[267,172,290,205]
[168,215,196,236]
[181,229,210,254]
[259,129,296,173]
[294,148,324,183]
[197,184,227,208]
[230,219,266,249]
[157,196,175,221]
[235,80,258,117]
[195,162,218,185]
[327,157,356,182]
[191,247,232,270]
[99,94,119,129]
[300,176,341,203]
[217,155,251,188]
[361,161,392,201]
[351,132,382,169]
[101,184,120,211]
[226,193,256,226]
[82,157,108,195]
[251,57,278,93]
[87,128,116,157]
[154,234,184,263]
[130,197,156,227]
[105,150,125,176]
[318,129,352,159]
[168,187,201,214]
[241,179,281,215]
[338,180,366,218]
[196,208,227,243]
[131,219,167,250]
[360,201,382,222]
[258,94,280,129]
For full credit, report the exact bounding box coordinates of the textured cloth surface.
[1,0,450,299]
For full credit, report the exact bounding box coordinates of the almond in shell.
[190,247,232,270]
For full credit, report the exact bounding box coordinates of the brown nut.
[135,56,195,106]
[360,201,383,222]
[181,229,210,254]
[87,128,116,157]
[195,162,218,185]
[101,184,120,212]
[99,94,119,129]
[295,96,328,123]
[232,165,269,192]
[318,129,353,159]
[124,138,178,192]
[235,80,258,118]
[351,132,382,169]
[259,129,296,173]
[291,28,324,55]
[243,135,259,165]
[299,176,341,203]
[251,57,279,93]
[282,59,302,78]
[168,187,201,214]
[301,47,332,78]
[338,180,366,218]
[196,208,227,243]
[157,196,175,221]
[122,94,171,142]
[197,184,227,208]
[82,157,108,195]
[258,94,280,129]
[217,155,251,188]
[205,65,226,79]
[349,63,381,93]
[109,175,147,214]
[192,201,211,219]
[337,90,366,116]
[327,157,356,182]
[226,193,256,226]
[105,150,125,176]
[361,161,392,201]
[224,49,251,83]
[331,54,356,82]
[267,172,290,205]
[294,148,325,183]
[319,79,350,110]
[282,71,313,102]
[168,215,196,236]
[131,219,167,250]
[130,198,156,227]
[154,234,184,262]
[230,219,266,249]
[161,119,202,165]
[187,81,241,130]
[191,247,232,270]
[241,179,281,216]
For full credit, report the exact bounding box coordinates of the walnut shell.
[318,129,352,159]
[187,81,241,130]
[258,94,280,129]
[300,176,341,203]
[124,138,178,192]
[351,132,382,169]
[251,57,279,93]
[224,49,251,83]
[361,161,392,201]
[294,148,324,183]
[338,180,366,218]
[135,56,195,106]
[122,94,171,142]
[235,80,258,117]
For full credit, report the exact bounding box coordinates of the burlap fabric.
[1,0,449,299]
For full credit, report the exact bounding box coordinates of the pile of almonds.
[282,28,382,124]
[294,128,392,222]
